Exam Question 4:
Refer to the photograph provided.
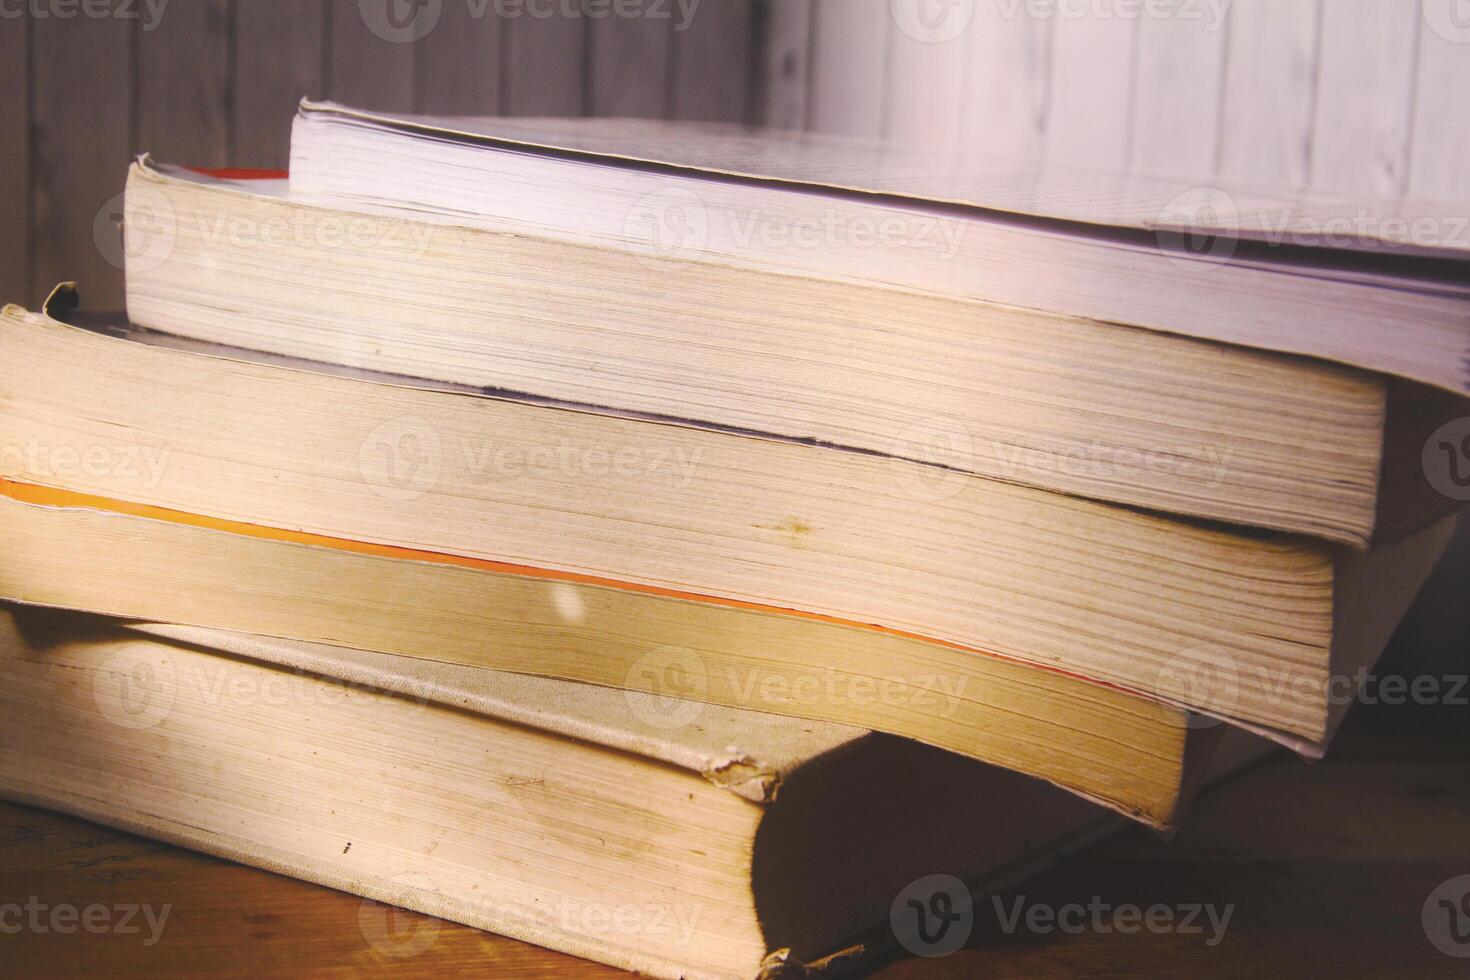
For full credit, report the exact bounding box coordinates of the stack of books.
[1,101,1466,977]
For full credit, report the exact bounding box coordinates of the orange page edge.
[0,476,1173,710]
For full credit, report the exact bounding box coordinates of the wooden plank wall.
[0,0,760,311]
[786,0,1470,199]
[6,1,1470,313]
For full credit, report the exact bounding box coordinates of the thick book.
[121,157,1466,546]
[0,293,1455,760]
[0,603,1141,979]
[283,103,1470,386]
[0,474,1204,828]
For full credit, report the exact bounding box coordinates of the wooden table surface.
[1,698,1466,979]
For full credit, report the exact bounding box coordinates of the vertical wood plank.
[587,14,672,118]
[31,10,132,311]
[235,0,326,168]
[1045,12,1139,169]
[1409,10,1470,200]
[327,0,418,112]
[503,6,587,116]
[0,15,30,307]
[756,0,813,130]
[1129,1,1227,178]
[671,0,753,121]
[1216,0,1321,189]
[417,3,505,115]
[886,0,970,149]
[135,0,232,167]
[808,0,888,137]
[963,4,1053,160]
[1310,0,1419,195]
